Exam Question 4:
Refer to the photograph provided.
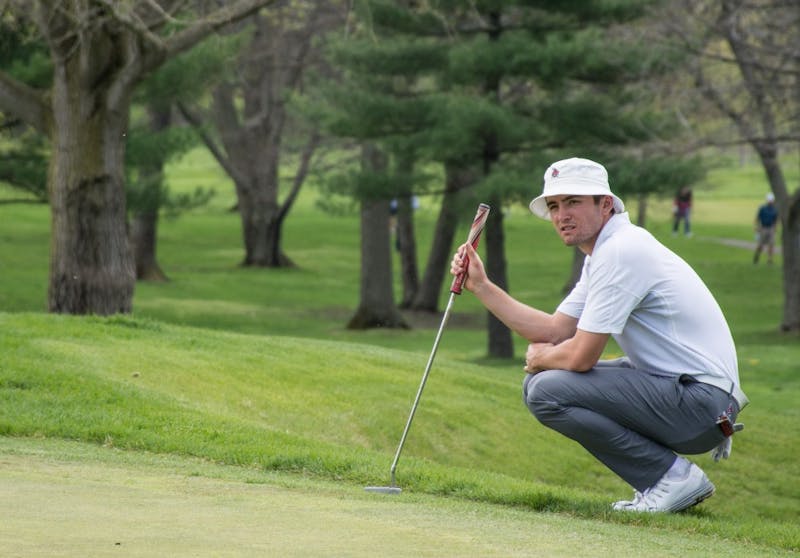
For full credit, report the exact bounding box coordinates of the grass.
[4,438,788,558]
[1,312,798,552]
[0,150,799,554]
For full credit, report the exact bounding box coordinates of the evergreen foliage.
[0,19,50,200]
[319,0,703,206]
[314,0,706,348]
[125,38,239,218]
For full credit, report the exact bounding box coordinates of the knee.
[522,370,566,421]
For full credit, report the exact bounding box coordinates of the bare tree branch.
[280,130,320,220]
[141,0,185,27]
[95,0,166,53]
[0,71,50,133]
[176,100,244,186]
[161,0,279,64]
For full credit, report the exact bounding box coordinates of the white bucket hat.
[529,157,625,220]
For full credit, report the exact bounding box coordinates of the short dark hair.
[592,195,615,214]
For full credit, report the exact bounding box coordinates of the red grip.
[450,203,491,294]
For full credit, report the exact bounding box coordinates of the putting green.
[0,439,787,557]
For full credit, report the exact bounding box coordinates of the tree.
[127,105,176,282]
[410,164,478,312]
[324,0,702,357]
[317,3,486,329]
[669,0,800,332]
[313,9,446,330]
[347,144,408,329]
[391,148,421,309]
[179,1,347,268]
[0,0,277,315]
[125,106,211,281]
[125,38,235,281]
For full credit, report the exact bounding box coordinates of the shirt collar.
[591,212,630,255]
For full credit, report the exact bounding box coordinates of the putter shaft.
[371,203,490,493]
[389,291,456,486]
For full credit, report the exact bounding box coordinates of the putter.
[365,203,491,495]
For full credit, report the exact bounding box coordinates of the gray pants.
[523,358,738,491]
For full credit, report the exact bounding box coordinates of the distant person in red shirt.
[672,186,692,237]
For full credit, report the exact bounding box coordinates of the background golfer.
[451,157,748,513]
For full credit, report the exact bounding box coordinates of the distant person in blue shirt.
[754,193,779,264]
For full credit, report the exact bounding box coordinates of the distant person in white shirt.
[451,157,748,513]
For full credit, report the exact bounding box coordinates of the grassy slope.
[1,312,797,554]
[1,151,799,553]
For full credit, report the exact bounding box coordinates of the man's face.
[545,195,613,253]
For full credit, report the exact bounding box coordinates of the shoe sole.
[666,481,715,513]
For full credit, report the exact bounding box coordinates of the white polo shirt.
[557,213,746,405]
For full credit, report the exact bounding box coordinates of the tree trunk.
[784,19,800,333]
[781,195,800,332]
[235,194,288,269]
[755,147,800,332]
[237,178,294,268]
[410,162,475,312]
[47,54,135,314]
[395,148,420,308]
[396,195,420,308]
[482,10,513,358]
[130,211,167,282]
[636,194,648,227]
[347,145,408,329]
[130,106,170,282]
[750,142,799,332]
[484,194,514,358]
[562,246,586,295]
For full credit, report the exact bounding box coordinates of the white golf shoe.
[612,491,644,511]
[612,463,715,513]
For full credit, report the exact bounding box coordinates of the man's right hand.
[451,242,488,293]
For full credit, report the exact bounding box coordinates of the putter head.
[364,486,402,495]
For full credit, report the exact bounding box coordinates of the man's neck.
[580,213,617,255]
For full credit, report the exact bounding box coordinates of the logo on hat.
[551,168,559,178]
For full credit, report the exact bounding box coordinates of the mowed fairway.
[0,438,787,558]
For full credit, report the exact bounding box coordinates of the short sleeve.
[556,257,590,318]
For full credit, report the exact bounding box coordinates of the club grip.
[450,203,491,294]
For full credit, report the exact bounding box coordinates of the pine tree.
[321,0,702,353]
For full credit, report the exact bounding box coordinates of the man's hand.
[450,242,488,293]
[524,342,554,373]
[523,330,609,373]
